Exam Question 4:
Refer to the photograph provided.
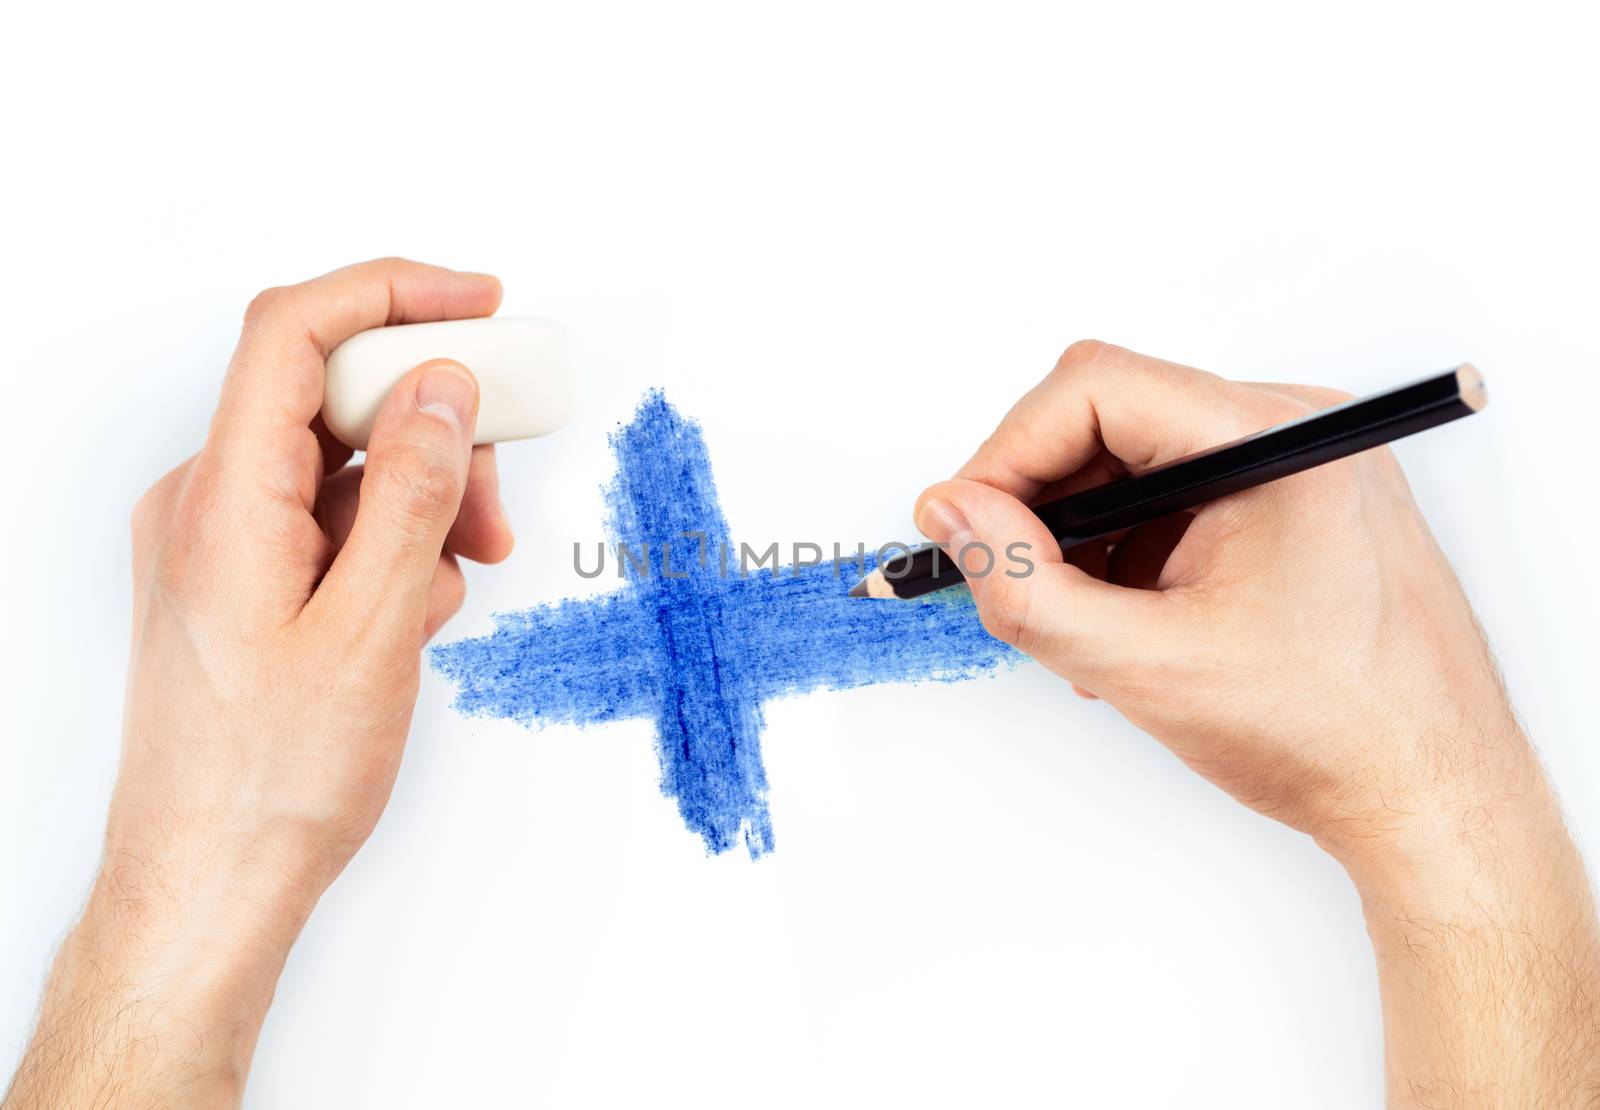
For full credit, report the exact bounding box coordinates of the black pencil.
[850,364,1487,600]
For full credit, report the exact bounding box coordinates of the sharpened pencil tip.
[849,569,898,599]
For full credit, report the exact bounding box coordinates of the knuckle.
[436,562,467,614]
[150,523,208,603]
[172,457,222,527]
[978,581,1040,653]
[242,285,293,327]
[152,486,220,598]
[350,256,413,283]
[372,444,461,527]
[1054,338,1112,377]
[131,460,198,583]
[151,541,194,600]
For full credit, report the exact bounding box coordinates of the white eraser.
[322,316,579,449]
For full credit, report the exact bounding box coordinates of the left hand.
[5,258,512,1108]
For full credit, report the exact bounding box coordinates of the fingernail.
[916,498,972,546]
[416,362,477,434]
[462,272,503,298]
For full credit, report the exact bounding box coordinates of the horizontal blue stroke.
[431,391,1019,857]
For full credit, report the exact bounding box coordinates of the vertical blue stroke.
[432,391,1019,857]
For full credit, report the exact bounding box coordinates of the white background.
[2,2,1597,1106]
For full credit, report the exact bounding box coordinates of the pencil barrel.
[877,367,1481,599]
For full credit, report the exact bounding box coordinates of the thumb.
[314,360,477,643]
[914,478,1181,686]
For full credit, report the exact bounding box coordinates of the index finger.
[209,257,502,480]
[953,340,1306,504]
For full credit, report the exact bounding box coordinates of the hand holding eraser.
[322,316,579,449]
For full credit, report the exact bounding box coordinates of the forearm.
[6,260,502,1108]
[1330,730,1600,1107]
[4,841,316,1109]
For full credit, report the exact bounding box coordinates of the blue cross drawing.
[431,391,1018,857]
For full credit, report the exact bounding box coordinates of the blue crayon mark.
[431,391,1019,857]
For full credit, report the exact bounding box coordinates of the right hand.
[915,340,1530,861]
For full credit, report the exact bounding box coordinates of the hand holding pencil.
[855,363,1484,599]
[901,340,1599,1102]
[908,341,1507,844]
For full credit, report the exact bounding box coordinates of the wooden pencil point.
[850,569,897,598]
